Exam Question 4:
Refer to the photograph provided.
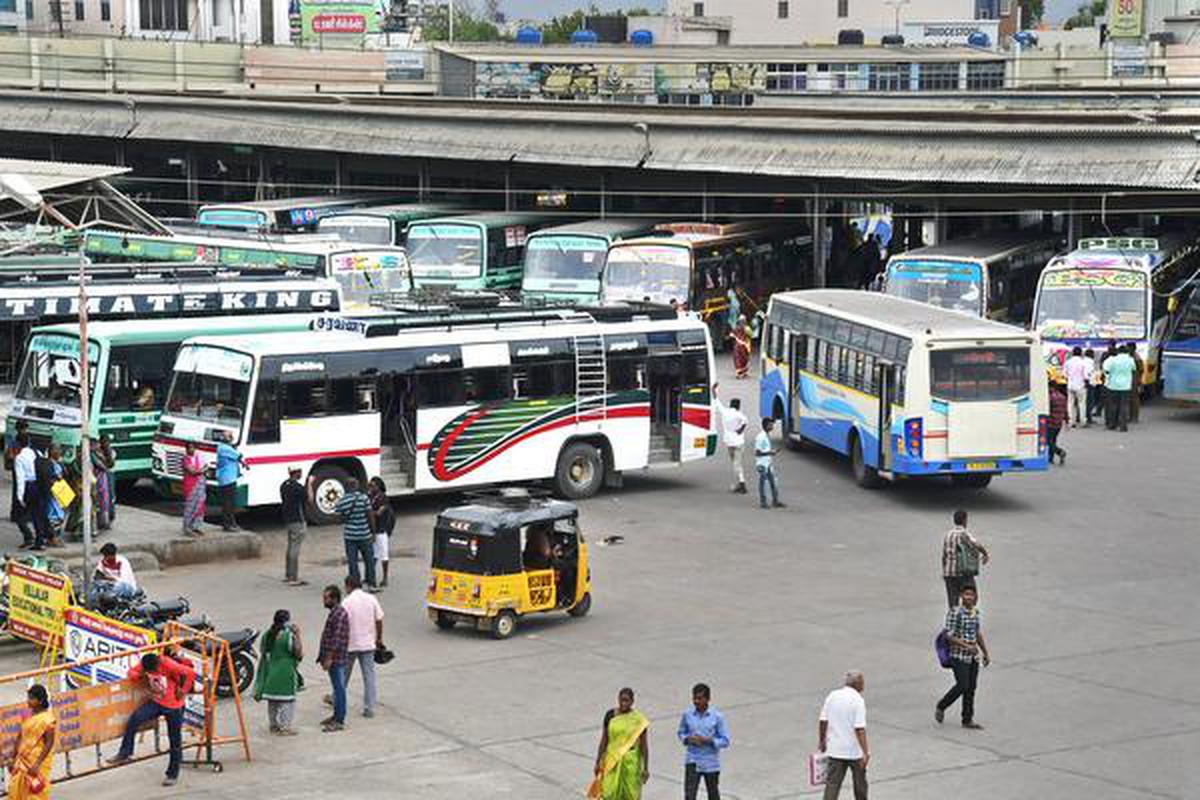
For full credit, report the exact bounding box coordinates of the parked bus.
[883,232,1062,322]
[602,221,811,341]
[317,203,460,247]
[196,196,385,233]
[84,230,409,310]
[0,261,340,383]
[151,306,717,523]
[520,219,660,306]
[1162,284,1200,405]
[1031,234,1200,389]
[406,212,558,292]
[5,315,322,484]
[760,290,1049,489]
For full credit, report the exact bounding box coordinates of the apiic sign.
[62,607,156,684]
[0,288,338,321]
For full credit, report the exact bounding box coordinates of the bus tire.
[554,442,604,500]
[951,474,993,489]
[492,610,518,640]
[850,431,882,489]
[306,463,352,525]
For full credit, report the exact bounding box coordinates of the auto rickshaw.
[425,489,592,640]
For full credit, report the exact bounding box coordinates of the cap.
[288,465,302,474]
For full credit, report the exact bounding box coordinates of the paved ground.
[1,356,1197,799]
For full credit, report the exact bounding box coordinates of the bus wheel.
[555,442,604,499]
[115,478,139,496]
[951,474,993,489]
[306,464,351,525]
[567,592,592,618]
[850,432,882,489]
[492,610,518,640]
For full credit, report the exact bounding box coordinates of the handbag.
[374,644,394,665]
[955,538,981,577]
[807,752,829,788]
[50,478,76,509]
[935,630,953,669]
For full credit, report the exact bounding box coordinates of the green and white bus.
[196,196,385,233]
[407,212,559,292]
[520,219,660,306]
[317,203,460,247]
[5,314,323,485]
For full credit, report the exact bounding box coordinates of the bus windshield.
[930,347,1031,402]
[407,224,484,279]
[1034,268,1147,340]
[330,250,410,307]
[523,235,608,286]
[166,346,253,428]
[886,260,984,316]
[319,216,392,246]
[15,334,98,407]
[605,244,691,305]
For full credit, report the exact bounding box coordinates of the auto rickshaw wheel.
[492,610,517,640]
[555,442,604,499]
[567,592,591,618]
[434,611,456,630]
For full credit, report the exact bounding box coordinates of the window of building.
[818,62,861,91]
[778,1,789,18]
[868,62,908,92]
[139,0,188,31]
[25,0,33,18]
[966,61,1005,90]
[837,0,849,18]
[766,63,808,93]
[0,0,16,12]
[100,0,110,19]
[74,0,83,19]
[918,62,960,91]
[693,1,703,16]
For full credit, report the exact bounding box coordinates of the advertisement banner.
[0,681,147,766]
[300,0,380,44]
[1108,0,1144,38]
[62,607,157,684]
[5,562,72,647]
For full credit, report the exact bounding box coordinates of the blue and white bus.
[759,290,1049,489]
[1162,284,1200,405]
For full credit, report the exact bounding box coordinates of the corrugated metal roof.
[435,43,1001,64]
[0,158,129,202]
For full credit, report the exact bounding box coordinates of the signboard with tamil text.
[1108,0,1145,39]
[4,562,72,647]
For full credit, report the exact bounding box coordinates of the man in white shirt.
[1063,347,1089,428]
[754,418,784,510]
[94,542,139,600]
[12,435,39,549]
[818,671,869,800]
[715,394,748,494]
[341,575,385,718]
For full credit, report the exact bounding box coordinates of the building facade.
[18,0,288,41]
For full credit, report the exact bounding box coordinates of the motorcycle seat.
[218,628,258,648]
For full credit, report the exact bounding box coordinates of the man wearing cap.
[279,466,311,586]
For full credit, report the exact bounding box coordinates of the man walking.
[1083,348,1099,425]
[279,466,309,586]
[1103,344,1137,432]
[716,395,748,494]
[215,431,247,531]
[941,510,989,609]
[1063,347,1089,428]
[936,586,990,729]
[335,478,376,589]
[677,682,729,800]
[6,419,27,521]
[754,418,784,510]
[318,584,349,733]
[107,652,195,786]
[342,575,385,719]
[13,433,39,549]
[818,671,869,800]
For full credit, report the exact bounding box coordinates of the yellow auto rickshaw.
[426,489,592,640]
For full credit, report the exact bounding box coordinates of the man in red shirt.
[107,652,196,786]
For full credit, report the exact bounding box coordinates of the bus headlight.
[904,418,923,458]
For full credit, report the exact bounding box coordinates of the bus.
[883,232,1062,322]
[151,306,717,523]
[0,261,340,383]
[406,212,558,292]
[759,290,1049,489]
[1031,235,1200,389]
[196,196,385,233]
[316,203,460,247]
[602,221,812,341]
[520,219,660,306]
[5,315,323,485]
[1162,284,1200,405]
[84,230,409,310]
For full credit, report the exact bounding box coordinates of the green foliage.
[1019,0,1044,24]
[422,4,505,41]
[1065,0,1106,30]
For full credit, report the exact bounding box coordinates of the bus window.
[248,380,279,444]
[102,343,175,413]
[417,371,465,407]
[329,378,377,415]
[684,351,708,385]
[514,361,573,399]
[463,368,509,404]
[283,381,329,417]
[930,348,1030,402]
[608,357,644,391]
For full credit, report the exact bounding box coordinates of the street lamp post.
[77,242,94,610]
[884,0,910,37]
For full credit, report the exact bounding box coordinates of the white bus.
[760,290,1049,489]
[151,307,717,523]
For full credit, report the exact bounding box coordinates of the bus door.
[788,333,808,437]
[647,343,682,460]
[875,361,896,474]
[378,372,416,479]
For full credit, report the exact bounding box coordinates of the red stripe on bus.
[156,436,217,452]
[681,406,711,430]
[245,447,381,466]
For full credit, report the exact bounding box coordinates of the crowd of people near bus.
[1046,342,1146,464]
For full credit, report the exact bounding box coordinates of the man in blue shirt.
[215,432,247,532]
[677,683,730,800]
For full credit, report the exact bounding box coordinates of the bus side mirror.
[1169,296,1179,313]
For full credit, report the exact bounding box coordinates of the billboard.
[299,0,380,45]
[1108,0,1144,38]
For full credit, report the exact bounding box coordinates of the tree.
[421,2,505,42]
[1065,0,1106,29]
[1018,0,1044,25]
[542,8,592,44]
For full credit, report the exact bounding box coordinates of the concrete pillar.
[701,176,714,221]
[504,165,512,211]
[417,161,429,202]
[334,153,346,193]
[811,188,827,288]
[599,173,608,219]
[185,147,199,213]
[1066,199,1080,249]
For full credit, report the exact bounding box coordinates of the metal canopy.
[0,158,128,197]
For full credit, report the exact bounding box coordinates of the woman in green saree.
[589,687,649,800]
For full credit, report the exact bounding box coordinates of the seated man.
[93,542,139,601]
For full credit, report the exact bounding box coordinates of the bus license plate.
[966,461,996,471]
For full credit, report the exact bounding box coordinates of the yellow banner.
[5,562,72,647]
[1109,0,1144,38]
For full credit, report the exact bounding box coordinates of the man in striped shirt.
[941,509,989,609]
[336,479,376,590]
[936,585,990,729]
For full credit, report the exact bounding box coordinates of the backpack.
[935,630,952,669]
[955,537,981,577]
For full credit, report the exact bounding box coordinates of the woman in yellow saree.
[9,684,55,800]
[588,687,649,800]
